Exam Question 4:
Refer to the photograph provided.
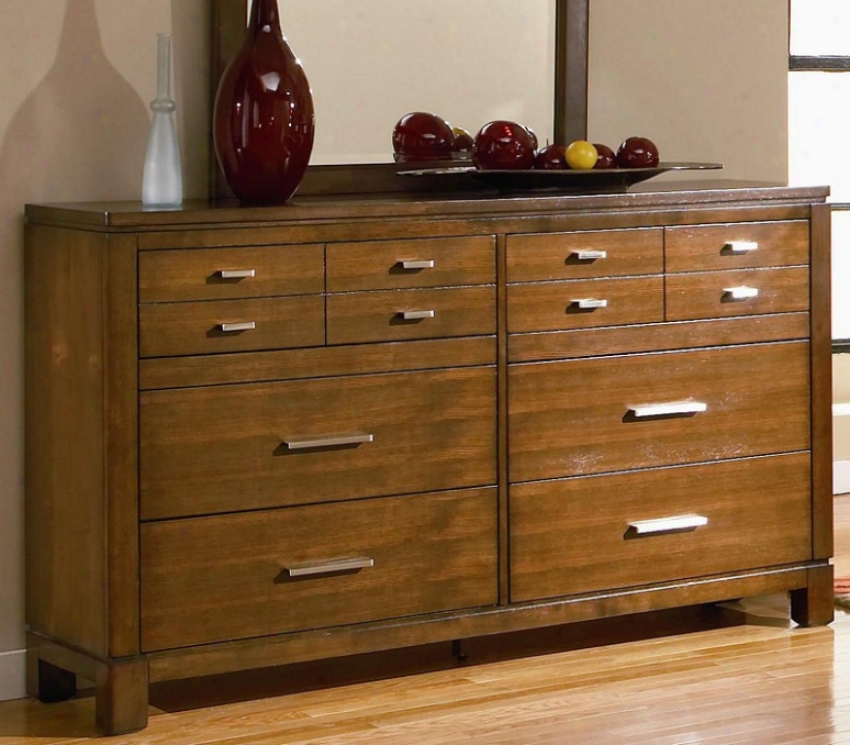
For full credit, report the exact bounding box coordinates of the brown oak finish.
[507,276,664,332]
[138,295,325,357]
[508,342,811,482]
[326,286,496,344]
[326,235,496,291]
[24,184,832,735]
[665,220,810,271]
[139,366,497,520]
[510,453,812,602]
[141,488,498,650]
[664,266,810,321]
[506,228,663,281]
[138,243,324,302]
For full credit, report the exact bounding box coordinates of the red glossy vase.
[213,0,315,203]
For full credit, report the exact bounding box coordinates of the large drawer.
[665,267,809,321]
[509,453,811,602]
[508,341,810,482]
[141,487,498,650]
[327,286,496,344]
[508,277,663,333]
[140,366,497,519]
[506,228,663,281]
[139,244,324,302]
[326,236,495,291]
[139,296,325,357]
[665,221,809,272]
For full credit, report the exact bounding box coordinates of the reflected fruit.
[392,112,454,160]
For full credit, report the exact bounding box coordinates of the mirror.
[278,0,556,166]
[210,0,588,196]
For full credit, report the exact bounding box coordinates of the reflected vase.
[213,0,315,203]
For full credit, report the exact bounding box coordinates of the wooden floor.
[3,497,850,745]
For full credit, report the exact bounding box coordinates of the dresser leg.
[790,565,834,627]
[27,654,78,703]
[94,657,149,735]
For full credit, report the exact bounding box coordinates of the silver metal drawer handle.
[283,432,374,450]
[219,269,256,279]
[572,249,607,261]
[628,514,709,535]
[219,321,256,332]
[399,309,436,320]
[399,259,436,270]
[724,285,759,300]
[573,298,608,310]
[284,556,375,578]
[725,241,759,254]
[628,401,708,418]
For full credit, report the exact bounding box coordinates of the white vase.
[142,33,182,207]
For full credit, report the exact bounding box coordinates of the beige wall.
[0,0,209,658]
[0,0,790,667]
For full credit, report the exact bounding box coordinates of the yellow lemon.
[564,140,598,170]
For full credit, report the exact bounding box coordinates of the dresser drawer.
[508,277,663,333]
[140,367,497,519]
[139,244,324,302]
[326,236,495,291]
[665,221,809,272]
[666,267,809,321]
[327,286,496,344]
[506,228,663,282]
[139,296,324,358]
[509,453,811,603]
[509,341,810,482]
[141,487,498,650]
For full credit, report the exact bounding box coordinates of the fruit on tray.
[593,143,617,169]
[392,112,455,160]
[534,143,568,170]
[616,136,660,168]
[473,120,538,170]
[564,140,598,170]
[452,126,474,152]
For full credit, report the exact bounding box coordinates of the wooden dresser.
[24,181,833,734]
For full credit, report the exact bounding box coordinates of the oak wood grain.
[140,367,497,520]
[141,488,498,650]
[506,227,663,281]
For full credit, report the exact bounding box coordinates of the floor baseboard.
[835,460,850,496]
[0,649,26,702]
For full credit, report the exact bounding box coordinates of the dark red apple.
[593,143,617,170]
[392,112,454,161]
[473,120,537,170]
[616,136,660,168]
[534,143,567,170]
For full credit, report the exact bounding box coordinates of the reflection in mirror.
[262,0,556,165]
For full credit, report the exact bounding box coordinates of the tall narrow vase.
[213,0,315,204]
[142,33,183,207]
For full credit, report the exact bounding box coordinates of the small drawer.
[327,236,495,291]
[139,244,324,302]
[508,341,810,482]
[509,453,811,602]
[508,277,664,333]
[139,296,324,358]
[327,286,495,344]
[665,221,809,272]
[141,487,498,650]
[506,228,663,282]
[140,366,497,519]
[666,267,809,321]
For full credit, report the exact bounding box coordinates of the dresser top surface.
[24,180,829,231]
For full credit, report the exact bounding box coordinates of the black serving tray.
[398,162,723,194]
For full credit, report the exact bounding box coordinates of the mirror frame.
[209,0,589,198]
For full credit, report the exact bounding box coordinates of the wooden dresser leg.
[95,658,149,735]
[790,565,834,627]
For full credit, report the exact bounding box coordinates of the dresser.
[24,181,833,734]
